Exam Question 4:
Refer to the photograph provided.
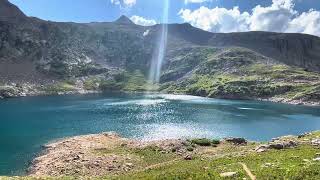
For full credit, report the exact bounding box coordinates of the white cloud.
[179,6,250,32]
[184,0,211,4]
[111,0,136,7]
[249,0,296,32]
[179,0,320,36]
[130,15,157,26]
[287,9,320,37]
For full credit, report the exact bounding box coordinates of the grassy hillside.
[161,47,320,105]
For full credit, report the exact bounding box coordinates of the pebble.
[311,139,320,146]
[220,172,237,177]
[125,163,133,167]
[313,157,320,161]
[303,159,310,162]
[184,155,193,160]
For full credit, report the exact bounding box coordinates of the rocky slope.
[1,0,320,104]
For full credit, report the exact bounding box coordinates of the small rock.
[313,157,320,161]
[73,155,81,160]
[255,145,268,152]
[298,132,311,138]
[106,165,116,171]
[184,155,193,160]
[311,139,320,146]
[256,149,267,153]
[269,143,284,150]
[220,172,237,177]
[125,163,133,167]
[102,132,119,138]
[120,143,127,147]
[265,163,272,166]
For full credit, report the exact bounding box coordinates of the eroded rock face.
[1,0,320,85]
[0,83,41,98]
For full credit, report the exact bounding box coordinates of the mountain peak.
[0,0,27,22]
[114,15,134,25]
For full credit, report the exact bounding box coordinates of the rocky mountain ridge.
[1,0,320,104]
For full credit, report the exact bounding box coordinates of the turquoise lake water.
[1,93,320,175]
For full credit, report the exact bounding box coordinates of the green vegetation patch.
[190,138,220,146]
[115,144,320,180]
[41,81,78,94]
[99,70,156,92]
[95,145,178,169]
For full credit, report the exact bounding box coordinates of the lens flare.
[149,0,169,85]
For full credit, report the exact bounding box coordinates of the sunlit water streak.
[148,0,169,84]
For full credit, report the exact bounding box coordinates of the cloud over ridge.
[179,0,320,36]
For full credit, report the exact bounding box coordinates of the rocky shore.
[260,97,320,106]
[27,131,320,179]
[29,132,195,177]
[0,82,100,99]
[1,84,319,107]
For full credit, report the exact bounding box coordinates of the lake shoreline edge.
[1,87,319,107]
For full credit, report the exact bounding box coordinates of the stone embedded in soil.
[220,172,237,177]
[184,155,193,160]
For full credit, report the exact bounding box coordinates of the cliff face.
[1,0,320,84]
[208,32,320,72]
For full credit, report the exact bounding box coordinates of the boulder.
[224,137,247,145]
[255,145,269,152]
[311,139,320,146]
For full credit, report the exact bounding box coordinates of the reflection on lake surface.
[1,93,320,175]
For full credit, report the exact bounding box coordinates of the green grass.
[113,145,320,180]
[190,138,220,146]
[162,60,320,103]
[99,70,155,92]
[83,77,101,90]
[95,145,178,169]
[41,81,77,94]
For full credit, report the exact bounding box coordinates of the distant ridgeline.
[0,0,320,104]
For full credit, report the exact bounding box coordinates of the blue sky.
[9,0,320,36]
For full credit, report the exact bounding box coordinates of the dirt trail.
[239,162,256,180]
